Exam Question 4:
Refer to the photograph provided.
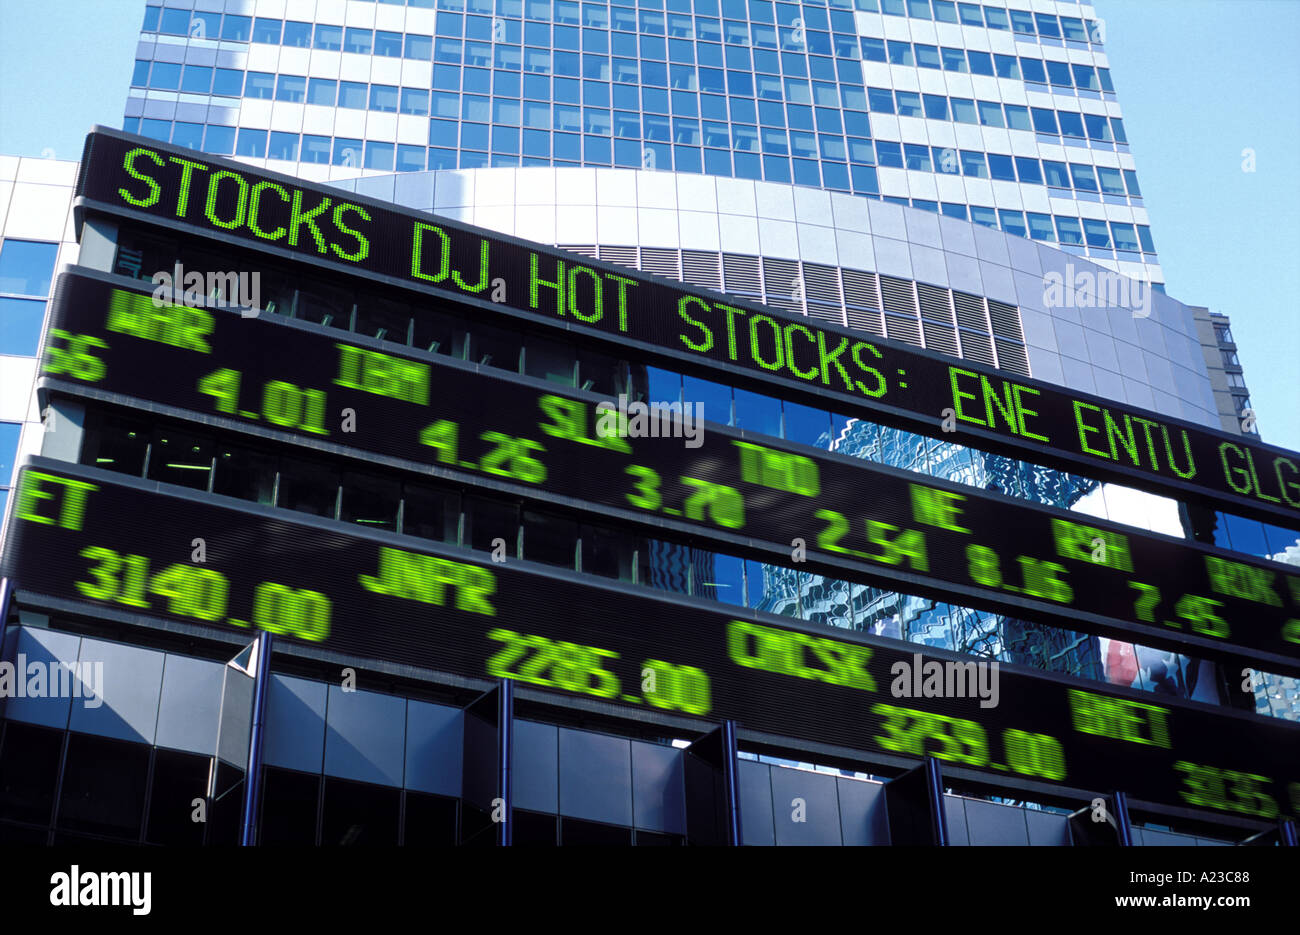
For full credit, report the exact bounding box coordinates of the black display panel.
[4,460,1299,821]
[74,128,1300,527]
[41,271,1300,675]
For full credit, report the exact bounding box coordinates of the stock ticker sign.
[5,461,1299,822]
[75,128,1300,527]
[39,272,1300,677]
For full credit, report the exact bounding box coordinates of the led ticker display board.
[5,460,1299,821]
[41,271,1300,676]
[74,128,1300,528]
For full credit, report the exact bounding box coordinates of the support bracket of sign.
[237,630,273,846]
[1240,819,1298,847]
[884,757,949,846]
[1067,790,1133,846]
[461,679,514,846]
[0,578,12,668]
[684,721,742,846]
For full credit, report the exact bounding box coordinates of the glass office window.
[1085,113,1112,142]
[180,65,213,94]
[1030,107,1058,134]
[314,23,343,50]
[268,132,299,161]
[212,69,244,97]
[1014,156,1042,185]
[998,209,1027,237]
[376,31,404,56]
[345,28,373,54]
[1042,160,1070,188]
[987,153,1015,181]
[977,101,1003,127]
[903,143,930,171]
[1057,111,1085,138]
[220,14,251,41]
[203,125,235,155]
[336,81,366,109]
[283,21,311,47]
[235,128,267,158]
[308,79,337,106]
[0,297,45,356]
[253,18,282,44]
[1082,218,1110,248]
[948,98,975,124]
[1069,162,1098,192]
[993,54,1019,79]
[959,150,987,178]
[1045,60,1073,87]
[275,75,306,102]
[1025,212,1054,241]
[302,136,331,164]
[922,94,948,120]
[1004,104,1031,131]
[1110,222,1140,252]
[0,240,58,296]
[1096,166,1125,195]
[894,91,921,117]
[1054,215,1084,245]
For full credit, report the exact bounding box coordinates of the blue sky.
[1,0,1297,450]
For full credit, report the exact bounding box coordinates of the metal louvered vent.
[809,306,847,327]
[561,245,599,259]
[994,339,1032,376]
[598,245,637,270]
[879,275,918,316]
[916,282,954,325]
[845,307,884,336]
[959,330,997,367]
[885,313,923,347]
[802,263,843,307]
[761,257,804,313]
[952,290,989,330]
[841,269,881,309]
[681,250,723,292]
[987,298,1026,342]
[640,247,681,280]
[922,321,960,357]
[722,253,763,296]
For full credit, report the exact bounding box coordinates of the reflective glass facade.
[125,0,1160,277]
